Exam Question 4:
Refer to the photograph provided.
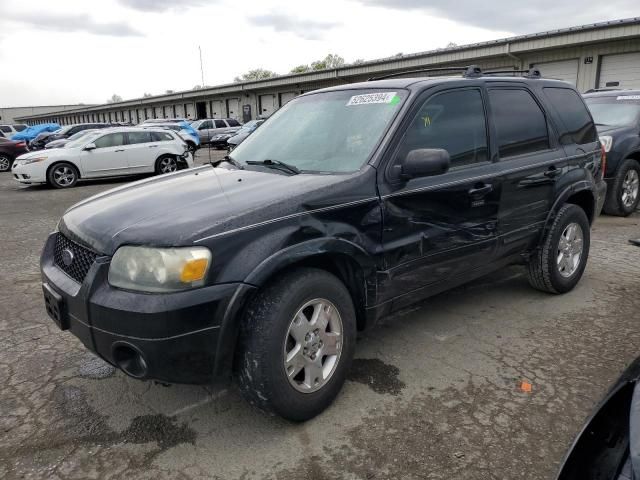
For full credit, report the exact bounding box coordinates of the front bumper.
[12,161,47,184]
[40,233,253,384]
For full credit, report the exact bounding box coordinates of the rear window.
[488,89,550,158]
[544,88,597,145]
[227,119,240,127]
[151,131,174,142]
[214,120,227,128]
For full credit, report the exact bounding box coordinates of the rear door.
[124,131,156,172]
[79,132,129,177]
[488,84,565,257]
[379,85,502,304]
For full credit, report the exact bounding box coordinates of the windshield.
[65,130,104,148]
[231,89,407,173]
[67,129,95,141]
[585,97,640,127]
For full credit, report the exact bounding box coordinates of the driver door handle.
[115,149,125,152]
[544,166,561,178]
[468,183,493,198]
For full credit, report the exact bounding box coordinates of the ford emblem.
[62,248,75,267]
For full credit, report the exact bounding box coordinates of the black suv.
[583,90,640,216]
[41,67,606,421]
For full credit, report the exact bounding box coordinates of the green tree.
[290,64,311,74]
[311,53,345,71]
[142,92,153,98]
[107,94,123,103]
[234,68,278,83]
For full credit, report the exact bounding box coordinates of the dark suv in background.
[41,67,606,421]
[583,90,640,216]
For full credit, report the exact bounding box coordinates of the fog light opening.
[112,344,148,379]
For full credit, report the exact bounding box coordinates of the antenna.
[199,45,205,87]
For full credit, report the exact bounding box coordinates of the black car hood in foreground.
[60,165,368,255]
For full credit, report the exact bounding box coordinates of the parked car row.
[12,126,192,188]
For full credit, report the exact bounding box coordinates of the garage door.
[533,59,579,85]
[209,100,224,118]
[259,94,276,117]
[599,52,640,90]
[175,104,184,118]
[185,103,195,120]
[226,98,240,120]
[280,92,297,106]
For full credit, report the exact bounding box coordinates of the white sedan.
[12,127,193,188]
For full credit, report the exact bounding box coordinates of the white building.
[16,18,640,126]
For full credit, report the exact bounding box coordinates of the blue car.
[144,121,200,152]
[11,123,61,142]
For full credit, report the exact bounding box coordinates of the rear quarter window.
[544,87,597,145]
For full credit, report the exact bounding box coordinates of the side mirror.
[400,148,450,180]
[84,143,96,151]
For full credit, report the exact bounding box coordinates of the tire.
[47,162,79,188]
[0,154,12,172]
[603,159,640,217]
[237,268,357,421]
[527,204,590,294]
[155,155,178,174]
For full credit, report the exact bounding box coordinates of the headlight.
[21,156,48,165]
[600,136,613,153]
[109,246,212,292]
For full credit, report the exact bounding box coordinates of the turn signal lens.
[180,258,209,282]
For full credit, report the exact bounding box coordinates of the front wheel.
[527,204,590,294]
[47,162,79,188]
[603,159,640,216]
[237,268,356,421]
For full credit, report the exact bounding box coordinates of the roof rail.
[483,67,542,78]
[368,65,483,81]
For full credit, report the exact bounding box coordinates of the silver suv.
[191,118,241,144]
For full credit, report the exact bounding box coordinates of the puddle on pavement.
[348,358,406,395]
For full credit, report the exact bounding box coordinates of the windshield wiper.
[246,159,300,175]
[211,155,244,170]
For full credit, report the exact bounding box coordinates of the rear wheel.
[527,204,590,294]
[603,159,640,216]
[237,268,356,421]
[0,154,12,172]
[47,162,78,188]
[155,155,178,174]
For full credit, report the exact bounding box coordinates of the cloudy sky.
[0,0,638,106]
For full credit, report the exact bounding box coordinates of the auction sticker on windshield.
[347,92,399,106]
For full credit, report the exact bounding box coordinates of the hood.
[60,165,369,254]
[17,148,70,160]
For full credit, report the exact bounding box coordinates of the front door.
[80,132,129,177]
[378,86,501,304]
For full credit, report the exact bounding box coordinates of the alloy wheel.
[283,298,343,393]
[557,222,584,278]
[53,165,76,187]
[0,156,10,172]
[621,169,639,208]
[159,157,177,173]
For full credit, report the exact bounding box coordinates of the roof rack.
[368,65,483,81]
[483,67,542,78]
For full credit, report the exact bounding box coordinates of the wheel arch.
[541,183,595,245]
[213,238,377,379]
[46,160,81,179]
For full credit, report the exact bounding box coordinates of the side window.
[214,120,227,128]
[198,120,212,130]
[14,125,27,132]
[0,126,11,133]
[151,131,174,142]
[543,87,598,145]
[128,131,152,144]
[227,119,240,127]
[397,89,488,169]
[488,89,550,158]
[94,133,125,148]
